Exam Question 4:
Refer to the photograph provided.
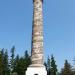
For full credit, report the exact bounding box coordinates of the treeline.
[0,46,75,75]
[0,46,31,75]
[45,56,75,75]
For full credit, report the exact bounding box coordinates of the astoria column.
[26,0,47,75]
[31,0,44,66]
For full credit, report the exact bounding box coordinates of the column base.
[26,66,47,75]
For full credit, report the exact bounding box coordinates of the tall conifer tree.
[60,60,73,75]
[51,55,57,75]
[47,56,51,75]
[0,50,3,75]
[4,50,9,75]
[10,46,15,73]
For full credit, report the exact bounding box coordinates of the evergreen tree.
[24,50,31,71]
[3,50,10,75]
[10,46,15,73]
[47,56,51,75]
[50,55,57,75]
[0,50,3,75]
[1,49,5,75]
[16,57,25,75]
[14,54,19,73]
[60,60,73,75]
[14,50,31,75]
[0,48,10,75]
[72,58,75,75]
[44,62,47,71]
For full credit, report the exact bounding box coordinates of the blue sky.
[0,0,75,71]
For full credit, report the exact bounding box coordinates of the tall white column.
[31,0,44,66]
[26,0,47,75]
